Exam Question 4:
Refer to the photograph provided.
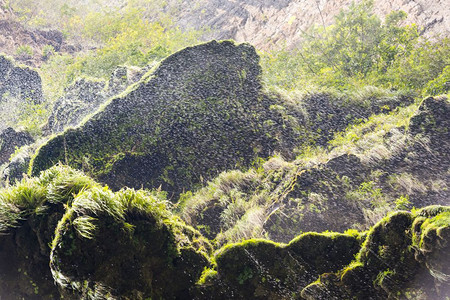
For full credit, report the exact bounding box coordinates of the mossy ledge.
[1,165,448,299]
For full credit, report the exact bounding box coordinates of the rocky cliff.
[0,54,43,133]
[29,40,411,196]
[168,0,449,50]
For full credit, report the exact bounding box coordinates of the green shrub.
[15,44,33,59]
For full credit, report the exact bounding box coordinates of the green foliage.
[424,65,450,96]
[17,102,49,137]
[395,195,411,210]
[261,0,449,95]
[41,44,55,60]
[15,44,33,59]
[36,1,205,97]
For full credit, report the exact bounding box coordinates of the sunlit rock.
[0,127,34,165]
[0,54,43,105]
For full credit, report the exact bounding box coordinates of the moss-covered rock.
[0,165,211,299]
[0,166,96,299]
[180,95,450,245]
[31,40,288,194]
[301,207,450,299]
[194,232,362,299]
[0,168,448,299]
[50,187,211,299]
[43,66,146,135]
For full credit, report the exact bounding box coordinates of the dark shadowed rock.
[301,207,450,299]
[0,166,448,299]
[0,127,34,164]
[0,165,211,299]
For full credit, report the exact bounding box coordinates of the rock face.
[195,232,362,299]
[167,0,450,50]
[30,40,414,196]
[0,55,43,105]
[44,66,146,135]
[0,3,71,66]
[301,207,450,299]
[31,41,286,194]
[0,55,44,133]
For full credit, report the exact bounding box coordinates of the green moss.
[48,172,210,298]
[300,206,450,299]
[204,232,360,298]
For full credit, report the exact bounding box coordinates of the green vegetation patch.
[0,165,211,299]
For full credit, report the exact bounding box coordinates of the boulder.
[301,207,450,299]
[0,165,211,299]
[0,127,34,164]
[0,54,43,104]
[31,41,284,194]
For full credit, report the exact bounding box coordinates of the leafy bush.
[261,0,449,95]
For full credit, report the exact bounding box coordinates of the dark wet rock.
[31,41,287,194]
[0,167,81,299]
[51,188,211,299]
[1,146,32,183]
[0,54,43,104]
[0,166,448,299]
[194,207,449,299]
[0,127,34,164]
[195,233,361,299]
[302,93,414,147]
[409,96,450,154]
[43,78,107,134]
